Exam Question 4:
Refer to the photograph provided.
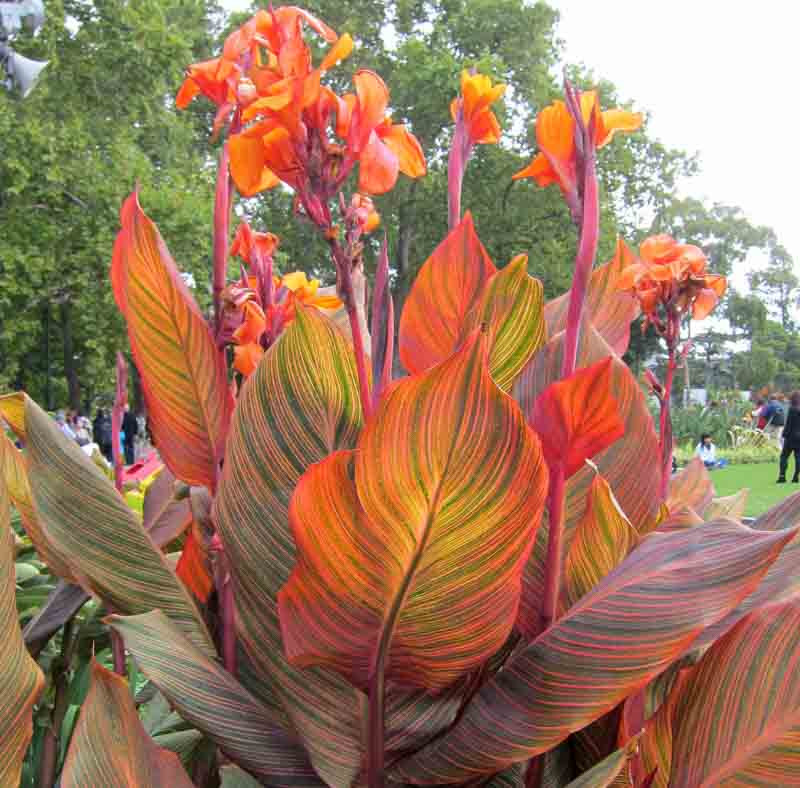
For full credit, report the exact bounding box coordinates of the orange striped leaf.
[513,326,661,638]
[1,392,214,657]
[530,357,625,478]
[563,469,638,610]
[213,306,365,785]
[0,474,45,788]
[278,332,548,691]
[399,211,495,374]
[0,424,76,581]
[111,192,233,490]
[544,238,639,356]
[393,520,795,781]
[666,457,714,515]
[399,217,544,390]
[110,611,325,787]
[142,467,192,547]
[668,596,800,785]
[704,488,748,521]
[61,660,194,788]
[565,737,640,788]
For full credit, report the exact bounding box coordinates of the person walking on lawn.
[778,391,800,483]
[121,404,139,466]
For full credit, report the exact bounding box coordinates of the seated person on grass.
[695,433,723,469]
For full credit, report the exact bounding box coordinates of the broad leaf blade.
[669,596,800,785]
[399,211,496,375]
[143,467,192,546]
[0,476,45,787]
[513,326,661,638]
[462,255,546,391]
[393,520,795,781]
[703,488,748,521]
[110,611,325,787]
[279,333,548,691]
[0,424,76,580]
[565,738,639,788]
[666,458,714,515]
[544,238,639,356]
[23,580,89,656]
[213,307,365,785]
[61,660,194,787]
[4,393,213,657]
[111,192,233,489]
[563,471,638,609]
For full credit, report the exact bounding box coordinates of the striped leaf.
[399,218,544,390]
[111,191,233,490]
[0,422,76,581]
[513,326,661,638]
[213,306,365,786]
[530,358,625,479]
[399,211,495,375]
[221,764,264,787]
[691,489,800,653]
[666,458,714,515]
[0,474,45,788]
[61,660,194,788]
[563,471,638,609]
[110,611,325,787]
[655,505,703,533]
[461,255,546,390]
[565,738,639,788]
[544,239,639,356]
[278,332,548,691]
[669,596,800,785]
[142,467,192,547]
[392,520,795,781]
[703,488,748,522]
[2,392,214,657]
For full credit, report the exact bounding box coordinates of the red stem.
[560,150,599,380]
[540,466,566,631]
[111,628,126,675]
[212,143,231,330]
[367,658,386,787]
[659,354,677,501]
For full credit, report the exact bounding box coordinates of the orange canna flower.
[450,70,506,145]
[349,193,380,233]
[618,234,727,323]
[337,70,426,195]
[233,301,267,345]
[230,223,279,265]
[513,90,642,196]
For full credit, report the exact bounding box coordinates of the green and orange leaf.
[666,457,714,515]
[111,191,233,490]
[544,238,639,356]
[0,476,45,788]
[703,488,748,521]
[565,737,641,788]
[61,660,194,787]
[213,306,365,785]
[142,467,192,547]
[394,520,794,781]
[1,392,213,657]
[530,357,625,478]
[669,596,800,785]
[110,611,325,787]
[278,331,548,692]
[563,469,638,610]
[399,211,495,374]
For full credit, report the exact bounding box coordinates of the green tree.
[732,345,779,391]
[749,244,798,332]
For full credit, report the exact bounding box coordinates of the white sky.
[550,1,799,296]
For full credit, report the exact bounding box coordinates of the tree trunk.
[59,299,81,412]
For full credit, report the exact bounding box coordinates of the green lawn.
[709,462,800,518]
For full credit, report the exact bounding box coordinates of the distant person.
[764,394,786,441]
[695,433,719,468]
[74,412,91,446]
[93,408,113,462]
[121,404,138,465]
[56,411,76,441]
[754,399,767,430]
[778,391,800,483]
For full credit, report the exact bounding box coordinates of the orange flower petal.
[536,100,576,163]
[358,131,400,195]
[512,152,557,186]
[704,274,727,297]
[176,77,201,109]
[692,289,719,320]
[379,124,426,178]
[310,294,344,309]
[320,33,353,71]
[352,70,390,150]
[233,301,267,345]
[469,110,501,144]
[233,342,264,377]
[598,109,643,147]
[640,234,678,263]
[229,131,279,196]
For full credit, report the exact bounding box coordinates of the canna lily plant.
[3,6,800,788]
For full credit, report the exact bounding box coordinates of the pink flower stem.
[540,465,566,631]
[111,625,126,675]
[447,120,472,231]
[212,143,231,331]
[659,353,677,502]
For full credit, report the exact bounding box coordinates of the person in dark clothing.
[93,408,113,462]
[778,391,800,483]
[121,404,138,465]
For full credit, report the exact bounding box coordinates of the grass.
[708,462,800,518]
